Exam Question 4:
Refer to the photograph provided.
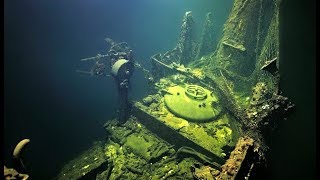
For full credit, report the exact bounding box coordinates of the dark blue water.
[265,0,316,179]
[4,0,233,179]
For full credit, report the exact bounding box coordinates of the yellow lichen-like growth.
[191,68,205,79]
[105,144,118,159]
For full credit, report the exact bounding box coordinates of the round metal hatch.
[164,84,221,122]
[185,85,207,100]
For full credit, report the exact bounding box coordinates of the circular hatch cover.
[164,84,221,122]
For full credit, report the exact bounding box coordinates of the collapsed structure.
[57,0,293,179]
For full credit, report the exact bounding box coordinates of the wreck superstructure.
[56,0,294,179]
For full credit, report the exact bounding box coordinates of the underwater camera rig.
[108,42,134,123]
[78,39,135,123]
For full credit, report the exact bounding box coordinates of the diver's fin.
[13,139,30,171]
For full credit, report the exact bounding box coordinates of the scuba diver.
[77,38,155,123]
[77,39,143,123]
